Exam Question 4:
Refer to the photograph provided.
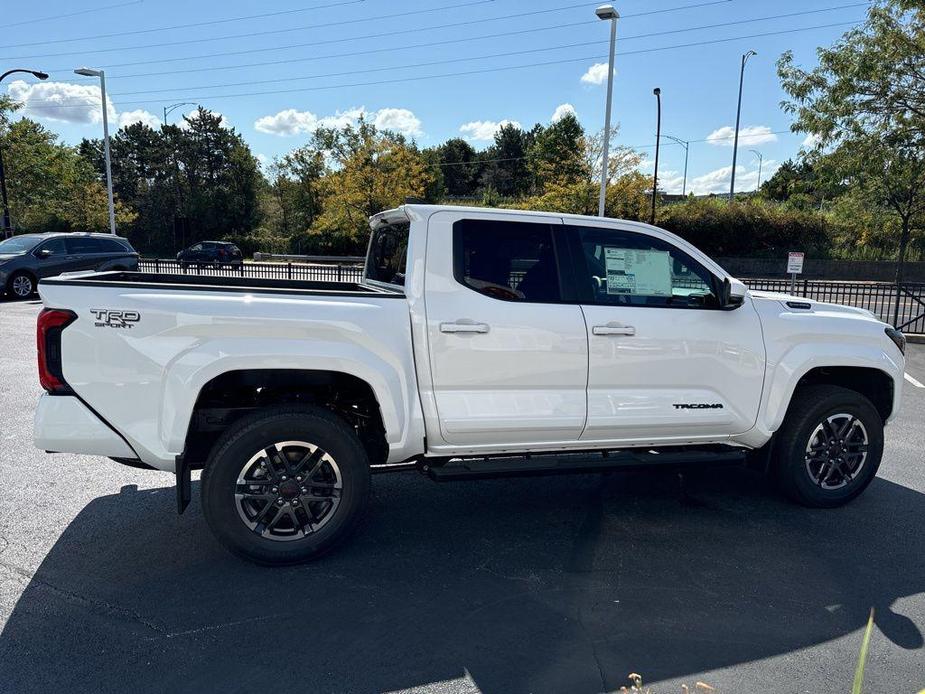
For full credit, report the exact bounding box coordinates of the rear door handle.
[440,321,490,334]
[592,323,636,336]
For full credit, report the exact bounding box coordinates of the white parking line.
[905,372,925,388]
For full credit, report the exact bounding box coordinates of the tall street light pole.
[163,102,195,126]
[663,135,689,196]
[729,49,757,202]
[651,87,661,225]
[750,149,764,191]
[74,67,116,234]
[0,69,49,236]
[596,4,619,217]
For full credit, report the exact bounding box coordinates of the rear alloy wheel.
[202,406,371,564]
[234,441,343,541]
[8,272,35,299]
[773,385,883,507]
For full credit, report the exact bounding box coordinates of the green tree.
[528,112,586,191]
[1,101,133,234]
[79,107,263,254]
[778,0,925,282]
[309,118,435,252]
[432,138,480,197]
[479,123,535,197]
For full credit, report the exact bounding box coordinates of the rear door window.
[453,219,563,302]
[65,237,105,255]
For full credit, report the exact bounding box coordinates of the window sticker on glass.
[604,247,672,296]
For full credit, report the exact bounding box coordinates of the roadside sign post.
[787,252,804,294]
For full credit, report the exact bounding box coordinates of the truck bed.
[40,270,402,297]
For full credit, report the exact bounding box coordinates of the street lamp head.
[74,67,102,77]
[595,4,619,20]
[653,87,661,96]
[743,49,757,64]
[32,71,49,80]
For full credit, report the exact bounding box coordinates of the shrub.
[658,197,831,258]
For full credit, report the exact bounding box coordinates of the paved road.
[0,297,923,694]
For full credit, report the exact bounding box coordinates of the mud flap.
[176,454,191,514]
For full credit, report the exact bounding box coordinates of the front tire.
[773,385,883,508]
[201,406,371,565]
[7,271,35,299]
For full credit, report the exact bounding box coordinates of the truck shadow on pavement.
[0,467,922,693]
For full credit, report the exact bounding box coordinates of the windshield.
[0,236,42,254]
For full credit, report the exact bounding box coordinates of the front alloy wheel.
[804,414,869,490]
[774,384,883,508]
[10,273,34,298]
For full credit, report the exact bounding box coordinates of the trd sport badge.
[90,309,140,329]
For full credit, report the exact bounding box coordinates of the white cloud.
[706,125,778,147]
[459,119,521,142]
[255,108,320,136]
[255,153,270,171]
[373,107,423,138]
[254,106,422,138]
[551,103,576,122]
[118,109,161,129]
[802,133,822,149]
[7,79,116,125]
[687,160,779,195]
[580,63,613,86]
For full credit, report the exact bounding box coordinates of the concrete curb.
[906,334,925,344]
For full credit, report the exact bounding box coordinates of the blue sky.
[3,0,868,194]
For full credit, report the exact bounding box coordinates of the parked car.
[0,233,138,299]
[176,241,243,269]
[34,205,905,564]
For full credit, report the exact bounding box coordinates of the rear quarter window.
[365,221,409,286]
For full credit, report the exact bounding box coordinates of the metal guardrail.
[138,260,925,333]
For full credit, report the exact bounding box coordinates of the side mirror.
[720,277,747,309]
[36,248,52,259]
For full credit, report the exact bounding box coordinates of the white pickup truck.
[34,205,906,564]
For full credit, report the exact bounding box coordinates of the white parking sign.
[787,252,805,274]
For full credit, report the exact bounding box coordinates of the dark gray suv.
[0,233,138,299]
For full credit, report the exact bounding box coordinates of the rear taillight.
[37,308,76,394]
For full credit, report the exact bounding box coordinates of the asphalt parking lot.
[0,296,923,694]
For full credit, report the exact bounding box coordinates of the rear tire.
[772,385,883,508]
[201,405,371,565]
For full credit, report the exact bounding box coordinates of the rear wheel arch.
[183,368,389,469]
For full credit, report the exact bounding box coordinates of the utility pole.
[595,5,619,217]
[0,69,48,236]
[750,149,764,191]
[74,67,116,234]
[651,87,661,225]
[729,49,757,202]
[163,102,195,126]
[663,135,689,196]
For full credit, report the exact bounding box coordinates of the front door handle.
[592,323,636,336]
[440,321,490,334]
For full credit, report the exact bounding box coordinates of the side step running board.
[424,448,746,482]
